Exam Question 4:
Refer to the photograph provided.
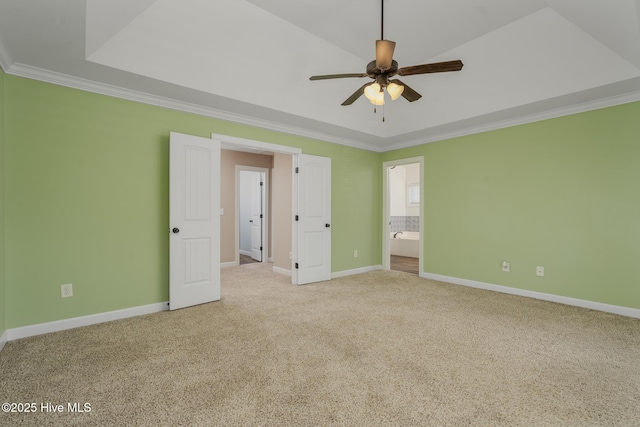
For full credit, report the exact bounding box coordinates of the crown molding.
[4,62,640,154]
[380,89,640,152]
[6,62,375,151]
[0,37,11,72]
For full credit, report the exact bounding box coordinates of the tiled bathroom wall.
[390,216,420,232]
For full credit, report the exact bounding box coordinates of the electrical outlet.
[501,260,510,272]
[61,283,73,298]
[536,266,545,277]
[354,250,358,258]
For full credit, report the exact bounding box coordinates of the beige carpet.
[1,264,639,426]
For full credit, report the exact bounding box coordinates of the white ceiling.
[1,0,640,151]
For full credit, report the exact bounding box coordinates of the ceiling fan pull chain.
[381,0,384,40]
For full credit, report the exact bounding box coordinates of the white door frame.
[382,156,424,273]
[235,166,269,265]
[213,133,302,284]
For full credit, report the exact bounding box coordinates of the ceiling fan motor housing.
[366,60,398,81]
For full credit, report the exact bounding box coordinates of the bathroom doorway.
[382,157,424,275]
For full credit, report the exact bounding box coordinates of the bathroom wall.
[389,163,420,232]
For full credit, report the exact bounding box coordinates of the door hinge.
[295,167,299,173]
[295,215,299,221]
[260,181,263,186]
[260,214,263,219]
[295,263,299,269]
[260,246,263,251]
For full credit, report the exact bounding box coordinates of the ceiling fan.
[309,0,464,107]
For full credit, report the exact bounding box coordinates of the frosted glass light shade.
[364,83,381,101]
[369,91,385,105]
[387,82,404,100]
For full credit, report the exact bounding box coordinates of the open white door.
[250,173,263,261]
[169,132,220,310]
[296,154,331,285]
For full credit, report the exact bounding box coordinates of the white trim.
[0,330,7,353]
[272,266,292,277]
[239,249,251,257]
[6,302,169,341]
[332,265,382,279]
[421,272,640,319]
[221,261,238,269]
[218,134,302,155]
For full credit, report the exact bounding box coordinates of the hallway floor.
[240,254,259,265]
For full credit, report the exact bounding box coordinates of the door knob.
[172,227,180,234]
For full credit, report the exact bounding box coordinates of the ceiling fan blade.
[397,60,464,76]
[390,79,422,102]
[375,40,396,70]
[310,73,368,81]
[341,83,371,106]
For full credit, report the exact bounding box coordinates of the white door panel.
[296,154,331,285]
[170,132,220,310]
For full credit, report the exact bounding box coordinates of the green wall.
[0,67,5,337]
[383,102,640,310]
[4,75,381,329]
[4,70,639,331]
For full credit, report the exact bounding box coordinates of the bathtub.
[390,231,420,258]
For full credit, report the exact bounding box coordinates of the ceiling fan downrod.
[381,0,384,40]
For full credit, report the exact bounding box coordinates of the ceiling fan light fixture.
[364,82,382,102]
[387,82,404,100]
[309,0,463,110]
[369,91,385,106]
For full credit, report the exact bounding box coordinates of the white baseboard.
[221,261,238,269]
[421,272,640,319]
[239,250,251,257]
[272,266,291,276]
[0,330,7,353]
[332,265,382,279]
[6,302,169,341]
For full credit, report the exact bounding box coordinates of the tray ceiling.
[1,0,639,151]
